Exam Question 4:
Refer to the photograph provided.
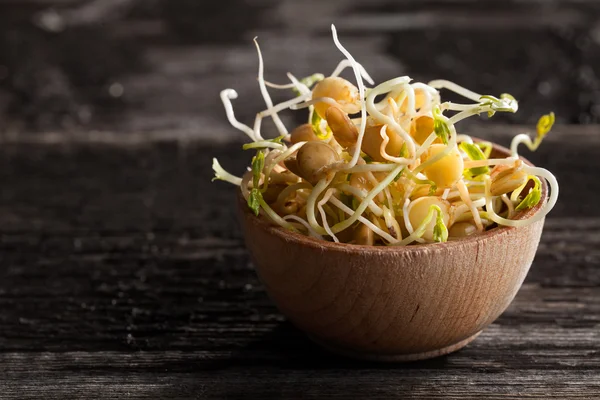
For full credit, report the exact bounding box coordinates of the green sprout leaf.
[310,111,331,140]
[251,151,265,188]
[413,205,446,242]
[479,93,518,114]
[478,95,496,108]
[511,112,555,156]
[459,142,489,176]
[268,135,285,144]
[404,168,436,194]
[309,110,332,140]
[477,141,493,159]
[398,142,408,158]
[515,176,542,211]
[301,73,324,88]
[362,154,374,164]
[432,106,450,144]
[294,73,329,139]
[248,188,263,216]
[433,118,450,145]
[242,135,285,150]
[432,205,449,243]
[536,112,555,140]
[292,73,325,96]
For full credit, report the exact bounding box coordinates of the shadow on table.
[205,322,452,371]
[164,322,454,398]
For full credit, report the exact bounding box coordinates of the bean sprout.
[284,215,323,239]
[319,189,339,242]
[212,25,559,246]
[253,38,288,137]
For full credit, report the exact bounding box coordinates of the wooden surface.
[0,125,598,398]
[0,0,599,398]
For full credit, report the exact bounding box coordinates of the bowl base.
[309,331,482,362]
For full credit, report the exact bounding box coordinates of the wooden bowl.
[238,141,548,361]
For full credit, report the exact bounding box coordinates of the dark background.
[0,1,599,399]
[0,0,599,135]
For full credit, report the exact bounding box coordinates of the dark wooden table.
[0,0,599,398]
[0,125,598,399]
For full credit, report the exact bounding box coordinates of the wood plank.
[0,353,599,399]
[0,140,595,398]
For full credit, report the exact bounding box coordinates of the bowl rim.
[238,139,549,254]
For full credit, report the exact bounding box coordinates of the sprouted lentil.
[212,25,559,245]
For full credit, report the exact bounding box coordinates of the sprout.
[330,59,375,86]
[432,206,449,243]
[432,106,451,145]
[251,151,265,188]
[447,94,519,125]
[311,111,331,140]
[319,189,339,242]
[295,73,325,95]
[220,90,257,141]
[243,151,267,216]
[510,112,555,157]
[537,112,555,138]
[330,24,368,169]
[515,175,542,211]
[248,189,262,216]
[253,38,288,137]
[459,142,489,177]
[211,25,560,246]
[428,80,482,102]
[212,158,242,186]
[479,93,519,114]
[404,168,437,195]
[393,204,445,246]
[242,136,285,151]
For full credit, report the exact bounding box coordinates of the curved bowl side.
[239,198,544,354]
[237,139,549,357]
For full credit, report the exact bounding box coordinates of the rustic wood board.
[0,124,598,398]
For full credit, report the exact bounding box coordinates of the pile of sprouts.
[213,25,559,246]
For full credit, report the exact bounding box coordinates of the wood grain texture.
[0,127,598,398]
